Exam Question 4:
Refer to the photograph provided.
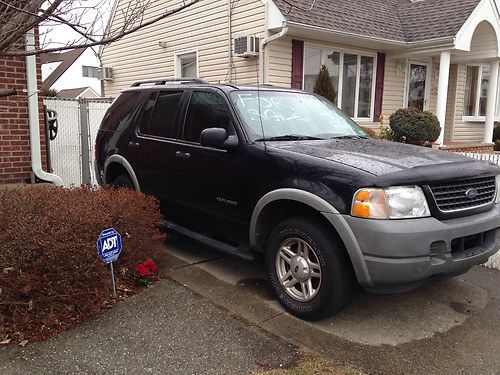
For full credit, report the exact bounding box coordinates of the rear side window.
[183,91,231,143]
[100,91,140,131]
[144,91,183,139]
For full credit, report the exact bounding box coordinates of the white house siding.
[444,64,459,143]
[428,62,438,115]
[231,0,266,84]
[451,64,486,143]
[454,21,499,62]
[380,56,405,125]
[266,36,292,87]
[101,0,266,97]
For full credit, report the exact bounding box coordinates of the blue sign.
[97,228,122,264]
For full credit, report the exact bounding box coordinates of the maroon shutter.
[291,39,304,89]
[373,52,386,121]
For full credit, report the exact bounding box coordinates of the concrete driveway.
[164,234,500,375]
[0,269,296,375]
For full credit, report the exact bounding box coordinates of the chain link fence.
[43,97,113,187]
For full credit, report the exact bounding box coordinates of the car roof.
[120,78,304,95]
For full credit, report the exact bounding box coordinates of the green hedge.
[389,108,441,145]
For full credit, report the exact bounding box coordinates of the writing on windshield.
[231,91,365,140]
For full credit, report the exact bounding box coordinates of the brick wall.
[444,143,495,154]
[0,53,47,184]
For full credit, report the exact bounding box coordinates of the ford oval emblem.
[465,188,478,199]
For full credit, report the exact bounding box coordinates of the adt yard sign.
[97,228,122,264]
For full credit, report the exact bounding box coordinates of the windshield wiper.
[330,134,368,140]
[255,134,324,142]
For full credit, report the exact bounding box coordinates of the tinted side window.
[183,91,231,143]
[138,92,157,134]
[147,91,183,138]
[100,91,140,131]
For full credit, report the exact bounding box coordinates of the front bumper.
[342,204,500,291]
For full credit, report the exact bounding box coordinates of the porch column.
[483,60,499,143]
[436,51,451,145]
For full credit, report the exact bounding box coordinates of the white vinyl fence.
[43,97,113,187]
[458,152,500,271]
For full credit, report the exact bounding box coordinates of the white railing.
[457,152,500,271]
[458,152,500,165]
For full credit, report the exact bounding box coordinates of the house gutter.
[259,23,288,84]
[285,21,456,50]
[25,29,63,186]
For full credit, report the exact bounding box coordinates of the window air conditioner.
[98,66,114,81]
[233,35,260,58]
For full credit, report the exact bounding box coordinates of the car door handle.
[175,151,191,160]
[128,141,140,149]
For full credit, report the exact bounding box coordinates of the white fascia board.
[262,0,287,30]
[455,0,500,56]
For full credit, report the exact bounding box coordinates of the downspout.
[227,0,232,81]
[25,29,63,186]
[258,23,288,84]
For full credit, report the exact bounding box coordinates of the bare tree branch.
[0,0,201,56]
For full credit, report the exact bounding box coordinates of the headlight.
[496,175,500,204]
[352,186,430,219]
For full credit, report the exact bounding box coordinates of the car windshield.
[230,90,367,141]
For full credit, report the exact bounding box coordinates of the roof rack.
[131,78,209,87]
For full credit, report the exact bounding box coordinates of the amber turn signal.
[351,188,388,219]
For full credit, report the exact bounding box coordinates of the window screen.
[141,91,183,139]
[183,91,231,143]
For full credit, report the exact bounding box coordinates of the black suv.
[95,78,500,320]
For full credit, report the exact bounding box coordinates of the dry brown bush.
[0,186,165,342]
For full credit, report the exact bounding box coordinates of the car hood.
[268,138,500,186]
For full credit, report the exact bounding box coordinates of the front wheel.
[265,217,354,320]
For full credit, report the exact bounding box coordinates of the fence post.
[79,99,91,185]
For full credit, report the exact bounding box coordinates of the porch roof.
[273,0,482,44]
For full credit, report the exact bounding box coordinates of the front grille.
[428,176,497,212]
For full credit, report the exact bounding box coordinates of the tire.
[265,216,354,320]
[111,175,134,190]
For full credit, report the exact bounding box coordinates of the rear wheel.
[265,217,354,320]
[111,175,134,190]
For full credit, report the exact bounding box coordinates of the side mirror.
[200,127,238,149]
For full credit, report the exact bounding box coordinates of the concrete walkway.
[164,235,500,375]
[0,277,296,374]
[2,233,498,375]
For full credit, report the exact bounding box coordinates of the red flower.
[143,259,159,273]
[136,263,152,277]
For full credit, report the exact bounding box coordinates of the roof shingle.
[274,0,482,43]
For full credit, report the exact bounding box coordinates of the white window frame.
[82,65,99,78]
[302,43,377,122]
[403,60,432,111]
[461,64,500,122]
[174,49,199,78]
[462,64,486,122]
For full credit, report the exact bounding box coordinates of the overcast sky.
[40,0,113,49]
